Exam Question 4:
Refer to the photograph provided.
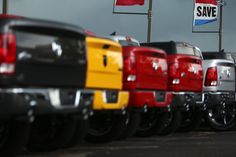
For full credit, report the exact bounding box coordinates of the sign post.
[2,0,8,14]
[113,0,153,43]
[219,0,224,52]
[147,0,153,43]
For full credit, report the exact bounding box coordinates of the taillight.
[168,63,180,85]
[124,52,136,82]
[0,34,16,74]
[205,67,218,86]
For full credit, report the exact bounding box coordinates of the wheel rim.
[181,110,197,128]
[30,117,58,144]
[88,114,114,136]
[207,103,236,127]
[0,122,9,148]
[138,111,159,131]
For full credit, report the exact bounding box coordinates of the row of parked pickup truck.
[0,15,236,157]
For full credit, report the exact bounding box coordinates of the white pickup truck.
[202,52,236,131]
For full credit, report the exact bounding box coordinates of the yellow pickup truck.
[70,36,129,144]
[86,37,128,110]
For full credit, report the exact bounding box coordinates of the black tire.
[160,110,182,135]
[0,120,30,157]
[85,114,126,143]
[135,111,169,137]
[27,115,77,152]
[65,119,89,147]
[205,102,236,131]
[178,109,204,132]
[116,111,141,140]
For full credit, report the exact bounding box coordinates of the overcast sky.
[3,0,236,52]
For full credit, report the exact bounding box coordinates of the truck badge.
[152,62,158,70]
[52,42,62,57]
[190,66,197,74]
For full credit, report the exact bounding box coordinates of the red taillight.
[205,67,218,86]
[124,52,136,82]
[0,34,16,74]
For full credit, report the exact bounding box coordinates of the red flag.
[115,0,145,6]
[195,0,217,5]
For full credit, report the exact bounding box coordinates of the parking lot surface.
[20,127,236,157]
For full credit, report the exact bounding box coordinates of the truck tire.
[65,119,89,147]
[160,110,182,135]
[135,111,169,137]
[27,115,77,152]
[0,120,30,157]
[179,109,204,132]
[116,111,141,140]
[85,114,126,143]
[205,103,236,131]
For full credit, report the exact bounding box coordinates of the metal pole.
[219,1,223,52]
[2,0,7,14]
[147,0,153,42]
[113,0,153,42]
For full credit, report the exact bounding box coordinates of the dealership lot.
[21,127,236,157]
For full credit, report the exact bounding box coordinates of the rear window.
[203,52,234,62]
[154,43,174,54]
[119,40,139,46]
[230,53,236,63]
[194,48,202,58]
[142,42,201,57]
[176,46,194,55]
[141,42,176,54]
[203,54,218,60]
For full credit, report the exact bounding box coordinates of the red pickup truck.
[142,41,204,134]
[108,36,172,138]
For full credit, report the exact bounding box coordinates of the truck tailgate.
[175,55,203,92]
[205,60,235,92]
[12,26,86,87]
[135,47,168,90]
[86,37,123,90]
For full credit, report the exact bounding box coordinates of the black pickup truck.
[0,15,94,156]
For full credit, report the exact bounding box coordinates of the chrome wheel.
[88,114,114,136]
[206,102,236,131]
[86,114,127,143]
[135,110,169,137]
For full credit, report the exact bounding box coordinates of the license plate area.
[155,92,165,102]
[103,91,119,103]
[195,93,204,103]
[49,89,80,108]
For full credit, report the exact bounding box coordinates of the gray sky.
[4,0,236,52]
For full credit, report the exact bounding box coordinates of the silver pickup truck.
[202,52,236,131]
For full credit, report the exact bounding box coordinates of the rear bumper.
[93,90,129,110]
[0,91,31,118]
[204,92,235,107]
[171,92,204,110]
[128,91,172,108]
[0,88,94,119]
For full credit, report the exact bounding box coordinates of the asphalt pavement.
[20,127,236,157]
